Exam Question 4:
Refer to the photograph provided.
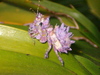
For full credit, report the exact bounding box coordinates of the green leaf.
[86,0,100,18]
[75,55,100,75]
[0,2,35,25]
[0,50,74,75]
[0,24,92,75]
[73,40,100,65]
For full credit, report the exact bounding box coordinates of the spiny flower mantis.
[27,13,75,66]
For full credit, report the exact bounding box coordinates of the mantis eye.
[39,22,43,26]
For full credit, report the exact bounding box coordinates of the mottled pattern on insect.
[28,13,50,43]
[28,12,75,66]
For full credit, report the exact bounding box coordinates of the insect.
[26,0,98,66]
[27,12,75,66]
